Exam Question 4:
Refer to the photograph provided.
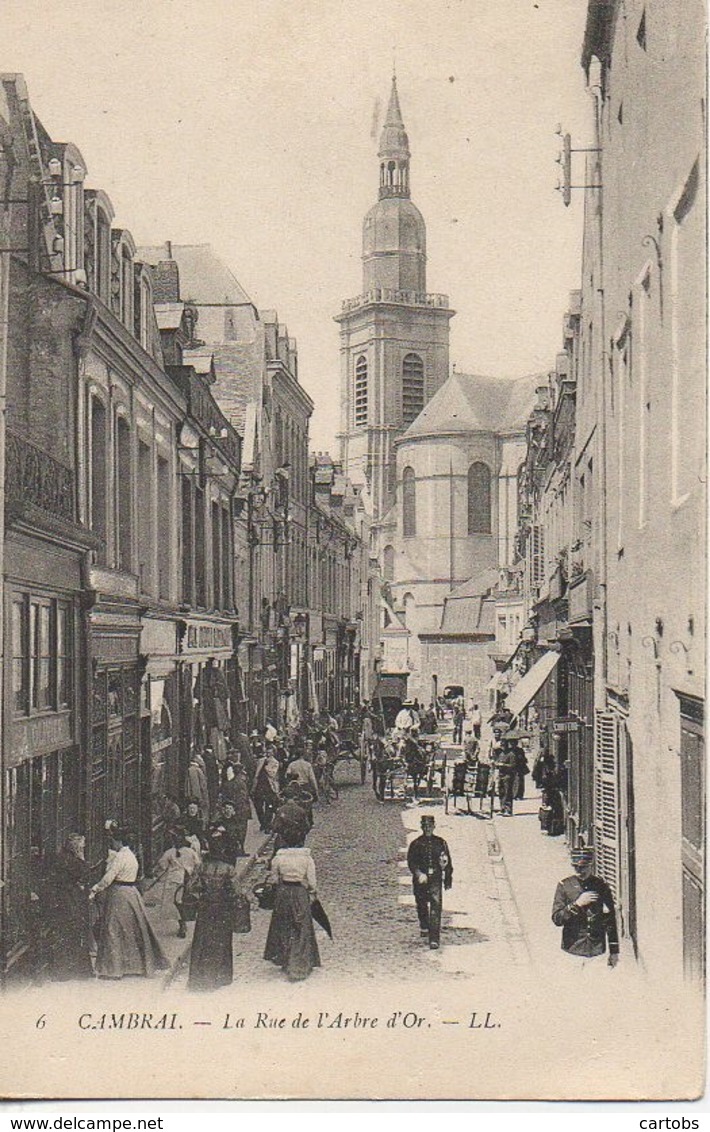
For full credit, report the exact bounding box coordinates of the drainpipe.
[589,61,608,703]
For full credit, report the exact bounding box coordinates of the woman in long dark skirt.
[46,833,93,980]
[188,827,238,991]
[264,844,320,982]
[539,784,565,836]
[90,824,168,979]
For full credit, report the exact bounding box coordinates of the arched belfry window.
[402,466,416,537]
[354,355,368,427]
[402,353,424,425]
[468,462,492,535]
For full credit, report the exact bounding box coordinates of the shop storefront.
[177,615,236,766]
[139,616,182,869]
[2,523,92,980]
[88,599,143,878]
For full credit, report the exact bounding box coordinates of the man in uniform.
[406,812,453,950]
[494,736,519,815]
[551,846,619,968]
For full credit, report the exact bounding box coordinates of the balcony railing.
[6,432,74,522]
[340,289,450,314]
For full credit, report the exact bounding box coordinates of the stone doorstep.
[159,830,274,989]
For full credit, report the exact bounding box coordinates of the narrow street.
[172,756,536,990]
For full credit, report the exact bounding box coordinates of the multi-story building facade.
[0,76,97,980]
[0,77,243,978]
[579,0,706,988]
[138,243,374,729]
[515,299,594,847]
[511,0,706,996]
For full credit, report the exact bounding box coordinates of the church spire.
[378,75,410,199]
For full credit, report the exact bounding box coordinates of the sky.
[2,0,591,449]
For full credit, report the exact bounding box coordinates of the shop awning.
[504,650,561,718]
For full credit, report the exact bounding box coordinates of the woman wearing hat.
[89,823,168,979]
[187,825,240,991]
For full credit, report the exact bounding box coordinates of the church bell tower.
[336,76,454,529]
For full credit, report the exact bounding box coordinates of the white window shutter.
[594,709,621,896]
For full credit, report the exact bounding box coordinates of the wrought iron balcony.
[6,431,74,522]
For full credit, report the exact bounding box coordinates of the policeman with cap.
[551,846,619,967]
[406,812,453,949]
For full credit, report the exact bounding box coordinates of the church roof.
[401,371,542,440]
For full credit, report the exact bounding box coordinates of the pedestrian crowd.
[36,705,365,990]
[34,689,619,989]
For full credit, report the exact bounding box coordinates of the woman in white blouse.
[90,823,168,979]
[263,844,321,981]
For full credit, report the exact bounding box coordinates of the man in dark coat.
[271,784,312,849]
[219,763,251,852]
[406,813,453,950]
[551,847,619,967]
[495,738,519,815]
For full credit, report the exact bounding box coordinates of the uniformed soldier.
[406,813,453,950]
[551,847,619,967]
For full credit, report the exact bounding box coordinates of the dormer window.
[85,189,115,303]
[96,209,111,302]
[112,230,136,332]
[132,262,154,352]
[58,147,86,283]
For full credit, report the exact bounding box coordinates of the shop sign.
[552,717,580,734]
[182,622,233,653]
[141,618,178,657]
[11,712,73,765]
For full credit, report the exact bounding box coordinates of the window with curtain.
[355,356,368,427]
[467,462,491,534]
[402,353,424,426]
[402,466,416,537]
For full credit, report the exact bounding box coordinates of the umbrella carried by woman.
[89,823,168,980]
[187,825,242,991]
[263,841,321,982]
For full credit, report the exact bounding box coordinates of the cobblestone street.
[172,758,533,990]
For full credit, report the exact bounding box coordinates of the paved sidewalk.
[141,821,273,986]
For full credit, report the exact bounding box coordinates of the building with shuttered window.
[580,0,706,989]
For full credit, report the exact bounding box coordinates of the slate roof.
[137,243,252,305]
[438,567,499,635]
[403,372,542,440]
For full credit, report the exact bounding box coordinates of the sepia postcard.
[0,0,705,1102]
